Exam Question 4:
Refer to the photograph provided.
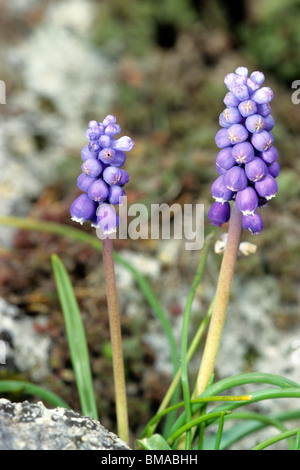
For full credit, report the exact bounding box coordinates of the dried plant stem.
[194,202,243,398]
[102,236,129,444]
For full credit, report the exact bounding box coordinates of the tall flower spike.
[70,115,134,235]
[208,68,279,234]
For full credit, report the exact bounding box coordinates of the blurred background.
[0,0,300,444]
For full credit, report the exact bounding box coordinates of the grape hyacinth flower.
[208,67,279,235]
[70,115,134,235]
[196,68,279,397]
[70,115,134,444]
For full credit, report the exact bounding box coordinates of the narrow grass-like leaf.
[51,254,98,420]
[180,235,212,449]
[0,380,70,409]
[137,434,172,450]
[252,427,300,450]
[214,411,226,450]
[168,372,300,439]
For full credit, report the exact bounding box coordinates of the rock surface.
[0,399,130,450]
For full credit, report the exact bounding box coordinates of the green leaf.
[51,254,98,421]
[137,434,172,451]
[0,380,70,409]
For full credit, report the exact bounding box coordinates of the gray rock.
[0,399,131,450]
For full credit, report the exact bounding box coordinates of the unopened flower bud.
[245,157,268,182]
[208,201,231,227]
[235,187,259,215]
[223,166,248,191]
[242,211,264,235]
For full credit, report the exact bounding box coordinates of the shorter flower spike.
[208,67,279,234]
[70,115,134,233]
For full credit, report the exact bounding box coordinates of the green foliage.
[92,0,197,56]
[0,380,70,410]
[238,0,300,84]
[51,254,98,420]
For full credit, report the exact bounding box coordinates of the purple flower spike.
[70,194,96,225]
[232,142,254,164]
[223,166,248,191]
[96,203,119,234]
[211,175,235,203]
[236,187,259,215]
[208,201,230,227]
[242,212,264,235]
[71,115,134,229]
[245,157,268,182]
[254,174,278,200]
[208,67,278,234]
[81,158,103,178]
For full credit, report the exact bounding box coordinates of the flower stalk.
[194,202,243,397]
[102,235,129,444]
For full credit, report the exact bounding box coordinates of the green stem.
[180,237,212,449]
[102,236,129,444]
[194,203,243,397]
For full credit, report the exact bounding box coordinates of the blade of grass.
[180,235,212,449]
[205,410,295,450]
[168,372,300,439]
[140,298,214,439]
[51,254,98,420]
[214,411,226,450]
[0,380,71,409]
[252,427,300,450]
